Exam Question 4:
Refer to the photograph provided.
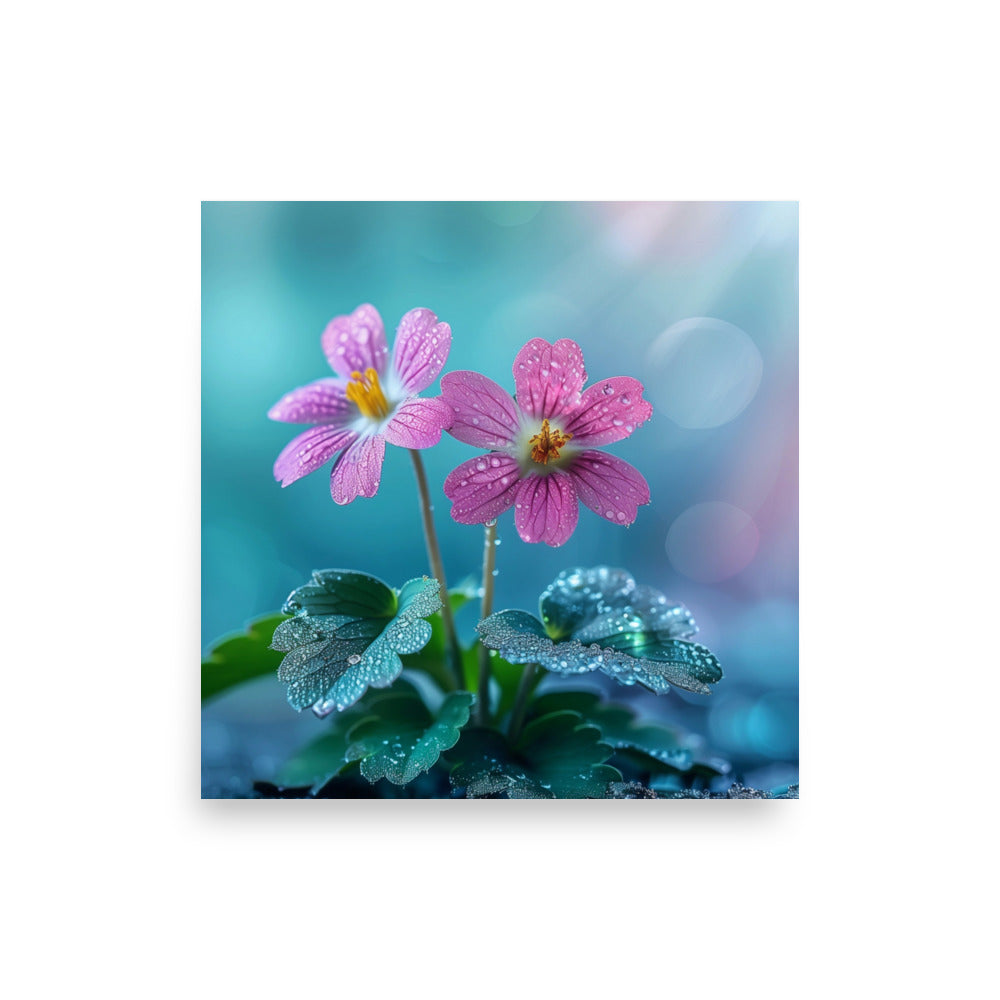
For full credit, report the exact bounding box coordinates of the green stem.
[476,520,498,723]
[409,449,465,690]
[507,663,538,742]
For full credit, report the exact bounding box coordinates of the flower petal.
[567,451,650,526]
[268,378,354,425]
[439,371,522,449]
[514,472,579,546]
[562,377,653,445]
[443,453,521,524]
[321,304,389,380]
[391,307,451,393]
[512,338,587,420]
[330,434,386,504]
[384,396,453,450]
[273,425,358,487]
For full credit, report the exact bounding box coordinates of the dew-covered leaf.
[599,633,722,687]
[448,728,550,798]
[282,569,397,619]
[477,566,721,697]
[540,567,697,642]
[396,576,448,621]
[477,610,719,695]
[448,710,621,799]
[270,614,350,651]
[275,574,442,714]
[399,580,477,691]
[345,687,475,785]
[201,613,289,703]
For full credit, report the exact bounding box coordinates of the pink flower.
[440,338,653,546]
[269,304,453,504]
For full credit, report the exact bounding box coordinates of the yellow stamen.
[529,418,573,464]
[344,367,390,420]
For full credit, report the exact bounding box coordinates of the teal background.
[202,201,798,792]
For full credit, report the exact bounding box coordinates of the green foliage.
[448,710,621,798]
[201,613,289,703]
[400,581,477,692]
[282,569,397,619]
[527,689,728,779]
[477,567,722,696]
[274,572,442,714]
[345,686,475,785]
[204,565,749,800]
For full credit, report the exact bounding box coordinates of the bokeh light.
[645,317,763,429]
[665,501,760,583]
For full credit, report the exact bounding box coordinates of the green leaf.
[448,710,621,799]
[477,565,723,697]
[528,690,692,773]
[540,567,697,641]
[274,574,442,715]
[345,687,475,785]
[400,580,477,692]
[282,569,397,619]
[599,633,723,689]
[530,689,729,778]
[201,613,288,703]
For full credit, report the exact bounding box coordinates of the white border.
[5,5,994,996]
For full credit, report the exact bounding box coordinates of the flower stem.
[507,663,538,742]
[476,520,498,723]
[408,449,465,690]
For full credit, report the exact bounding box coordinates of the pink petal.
[384,396,454,450]
[330,434,386,504]
[391,308,451,393]
[268,378,354,425]
[513,472,579,546]
[321,304,389,380]
[273,425,358,487]
[567,450,650,526]
[562,377,653,445]
[512,338,587,420]
[443,453,521,524]
[439,371,522,449]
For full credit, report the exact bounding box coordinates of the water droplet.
[347,654,362,665]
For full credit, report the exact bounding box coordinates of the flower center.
[528,418,573,464]
[345,368,390,420]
